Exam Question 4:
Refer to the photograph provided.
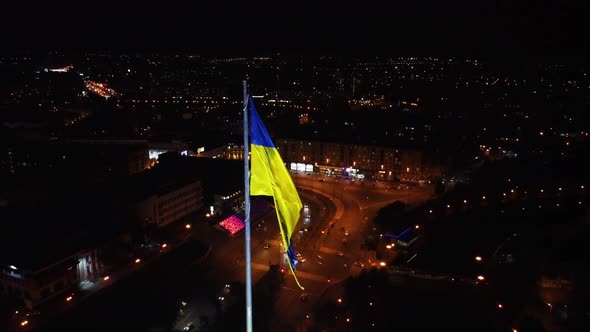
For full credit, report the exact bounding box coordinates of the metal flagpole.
[243,80,253,332]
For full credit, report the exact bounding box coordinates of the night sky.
[3,0,588,60]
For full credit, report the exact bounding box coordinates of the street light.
[475,256,482,262]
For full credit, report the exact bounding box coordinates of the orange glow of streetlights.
[135,258,141,264]
[103,275,110,281]
[185,224,191,229]
[379,261,386,267]
[386,245,392,249]
[477,275,485,281]
[161,243,167,248]
[337,298,342,303]
[497,303,503,309]
[66,295,73,302]
[475,256,482,262]
[415,225,420,229]
[21,320,29,327]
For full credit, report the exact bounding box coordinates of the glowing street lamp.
[185,224,191,229]
[475,256,482,262]
[477,275,485,281]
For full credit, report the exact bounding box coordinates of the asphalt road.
[28,173,432,332]
[272,173,434,331]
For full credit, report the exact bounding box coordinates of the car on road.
[183,322,194,331]
[263,243,271,249]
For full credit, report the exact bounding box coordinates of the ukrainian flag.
[249,97,304,290]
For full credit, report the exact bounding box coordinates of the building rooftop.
[0,189,127,272]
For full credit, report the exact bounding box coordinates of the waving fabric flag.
[249,97,304,290]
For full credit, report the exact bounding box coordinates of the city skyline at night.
[1,2,590,331]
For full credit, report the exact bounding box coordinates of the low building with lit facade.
[0,248,103,310]
[198,140,448,183]
[129,156,203,227]
[275,139,447,183]
[157,151,244,219]
[0,196,116,310]
[133,180,203,227]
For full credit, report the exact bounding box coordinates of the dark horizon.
[2,1,588,62]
